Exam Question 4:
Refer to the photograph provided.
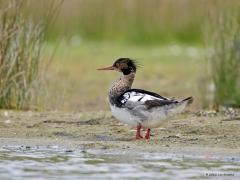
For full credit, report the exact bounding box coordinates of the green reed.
[0,0,60,109]
[205,5,240,108]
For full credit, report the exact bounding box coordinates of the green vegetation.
[31,0,207,44]
[206,8,240,108]
[0,0,60,109]
[0,1,45,109]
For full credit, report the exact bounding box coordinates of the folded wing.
[117,89,178,109]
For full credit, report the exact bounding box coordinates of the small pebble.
[65,150,73,153]
[4,120,11,124]
[81,150,87,153]
[4,111,8,116]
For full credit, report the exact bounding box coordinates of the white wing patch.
[121,91,168,105]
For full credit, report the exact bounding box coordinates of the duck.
[97,58,193,140]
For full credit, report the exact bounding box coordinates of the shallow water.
[0,146,239,180]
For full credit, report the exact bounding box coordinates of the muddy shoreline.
[0,110,240,156]
[1,138,240,158]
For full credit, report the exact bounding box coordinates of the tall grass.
[0,0,60,109]
[205,4,240,108]
[29,0,210,44]
[23,1,240,45]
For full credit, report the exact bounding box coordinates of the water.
[0,146,239,180]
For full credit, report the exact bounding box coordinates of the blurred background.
[0,0,239,112]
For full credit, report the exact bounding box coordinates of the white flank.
[110,100,188,128]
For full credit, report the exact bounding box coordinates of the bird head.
[97,58,139,75]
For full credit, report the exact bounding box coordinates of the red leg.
[136,125,143,139]
[145,128,151,139]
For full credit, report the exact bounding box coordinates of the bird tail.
[181,97,193,105]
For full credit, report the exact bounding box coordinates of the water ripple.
[0,146,239,179]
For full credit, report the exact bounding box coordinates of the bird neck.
[109,72,135,104]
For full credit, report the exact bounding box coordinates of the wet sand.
[0,109,240,155]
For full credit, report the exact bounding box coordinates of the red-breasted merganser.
[98,58,193,140]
